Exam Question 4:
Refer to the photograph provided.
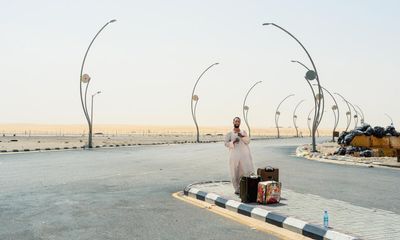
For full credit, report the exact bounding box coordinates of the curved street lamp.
[307,107,320,137]
[293,99,305,137]
[80,19,116,148]
[346,100,360,129]
[291,60,325,131]
[263,22,323,152]
[275,94,295,138]
[355,105,365,125]
[312,84,340,141]
[334,93,353,132]
[191,63,219,143]
[385,113,394,126]
[90,91,102,138]
[243,81,262,138]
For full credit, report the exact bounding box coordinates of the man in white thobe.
[224,117,254,194]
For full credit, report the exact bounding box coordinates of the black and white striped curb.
[183,186,359,240]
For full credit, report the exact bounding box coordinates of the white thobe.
[224,130,254,192]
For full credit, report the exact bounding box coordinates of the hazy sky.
[1,0,399,129]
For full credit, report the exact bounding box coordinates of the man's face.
[233,118,240,128]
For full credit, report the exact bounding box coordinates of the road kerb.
[182,185,359,240]
[173,191,311,240]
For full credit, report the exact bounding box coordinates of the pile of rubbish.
[334,124,399,157]
[334,146,373,157]
[337,124,399,146]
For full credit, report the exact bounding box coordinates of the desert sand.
[0,124,335,152]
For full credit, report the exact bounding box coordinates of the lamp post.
[275,94,295,138]
[290,60,325,132]
[312,84,340,141]
[346,100,360,129]
[191,63,219,143]
[385,113,394,126]
[243,81,262,138]
[293,99,305,137]
[332,105,338,138]
[90,91,102,140]
[307,107,320,137]
[355,105,365,125]
[263,23,323,152]
[80,19,116,148]
[334,93,353,132]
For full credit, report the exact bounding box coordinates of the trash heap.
[334,124,400,157]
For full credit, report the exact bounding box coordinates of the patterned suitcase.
[257,181,282,204]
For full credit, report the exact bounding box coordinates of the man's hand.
[233,137,240,144]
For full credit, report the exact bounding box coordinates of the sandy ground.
[0,134,223,151]
[0,124,335,152]
[296,141,400,168]
[0,134,295,151]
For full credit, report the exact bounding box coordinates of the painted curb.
[183,185,358,240]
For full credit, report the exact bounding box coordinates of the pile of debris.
[334,124,399,157]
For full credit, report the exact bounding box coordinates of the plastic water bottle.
[323,210,329,229]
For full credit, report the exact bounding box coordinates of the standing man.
[224,117,254,194]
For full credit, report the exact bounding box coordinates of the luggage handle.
[264,166,275,172]
[249,173,260,179]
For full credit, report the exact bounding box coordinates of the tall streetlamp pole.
[333,95,359,129]
[385,113,394,126]
[263,23,323,152]
[307,108,313,137]
[334,93,353,132]
[90,91,102,140]
[243,81,262,138]
[355,105,365,125]
[293,99,305,137]
[275,94,295,138]
[307,107,320,137]
[80,19,116,148]
[338,96,359,129]
[290,60,325,131]
[190,63,219,143]
[312,84,340,141]
[345,100,359,129]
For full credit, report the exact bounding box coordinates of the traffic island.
[297,142,400,169]
[180,181,359,240]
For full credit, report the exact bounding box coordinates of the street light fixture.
[293,99,306,137]
[275,94,295,138]
[334,93,354,132]
[290,60,325,133]
[345,100,359,128]
[90,91,102,140]
[264,22,324,152]
[355,105,365,125]
[190,63,219,143]
[80,19,117,148]
[243,81,262,138]
[385,113,394,126]
[347,101,360,129]
[311,84,340,141]
[307,107,320,137]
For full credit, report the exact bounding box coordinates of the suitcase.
[239,175,261,203]
[257,166,279,182]
[257,181,282,204]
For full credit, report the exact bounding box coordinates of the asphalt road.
[1,137,399,239]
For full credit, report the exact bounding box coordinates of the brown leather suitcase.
[257,167,279,182]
